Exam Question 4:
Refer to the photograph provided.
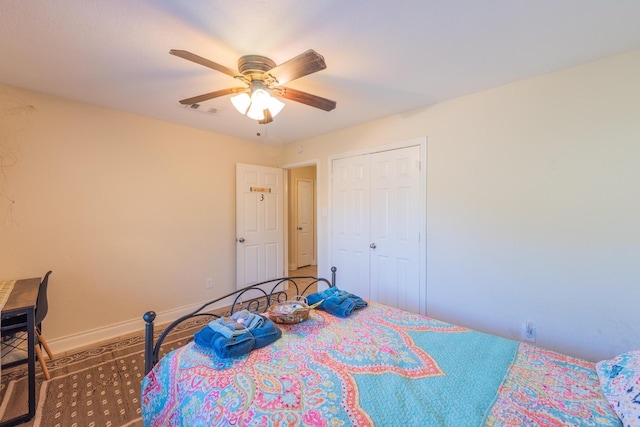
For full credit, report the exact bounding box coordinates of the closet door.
[331,145,423,313]
[369,146,421,313]
[331,154,371,300]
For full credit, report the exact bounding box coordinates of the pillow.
[596,350,640,427]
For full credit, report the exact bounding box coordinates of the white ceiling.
[2,1,640,145]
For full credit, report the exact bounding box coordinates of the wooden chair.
[1,271,54,380]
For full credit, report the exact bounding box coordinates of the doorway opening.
[286,164,317,276]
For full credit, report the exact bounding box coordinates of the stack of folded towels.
[194,309,282,358]
[306,287,367,317]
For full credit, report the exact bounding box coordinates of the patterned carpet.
[0,315,211,427]
[0,267,318,426]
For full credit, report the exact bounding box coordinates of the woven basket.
[268,298,311,324]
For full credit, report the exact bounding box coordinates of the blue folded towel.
[232,309,266,330]
[250,319,282,349]
[194,327,255,358]
[194,313,281,358]
[207,310,265,338]
[306,287,367,317]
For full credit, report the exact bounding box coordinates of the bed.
[141,269,637,426]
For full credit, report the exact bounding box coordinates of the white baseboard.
[48,297,229,355]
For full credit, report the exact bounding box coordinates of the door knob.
[370,243,377,249]
[238,238,245,243]
[297,227,303,230]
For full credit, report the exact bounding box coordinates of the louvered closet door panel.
[369,146,421,313]
[331,155,371,299]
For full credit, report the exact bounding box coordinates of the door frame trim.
[280,158,321,276]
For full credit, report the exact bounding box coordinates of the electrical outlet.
[205,278,213,289]
[522,321,536,343]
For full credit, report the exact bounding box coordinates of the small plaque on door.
[250,187,272,193]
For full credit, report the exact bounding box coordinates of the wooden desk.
[0,277,40,427]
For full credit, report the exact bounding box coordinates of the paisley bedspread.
[141,302,620,426]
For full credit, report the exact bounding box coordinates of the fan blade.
[278,87,336,111]
[170,49,241,79]
[178,87,246,105]
[265,50,327,86]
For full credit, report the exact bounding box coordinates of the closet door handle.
[370,243,377,249]
[238,238,245,243]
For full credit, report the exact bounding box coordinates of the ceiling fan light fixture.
[230,92,251,114]
[246,102,265,121]
[250,87,271,111]
[172,48,336,123]
[232,81,285,122]
[267,96,285,117]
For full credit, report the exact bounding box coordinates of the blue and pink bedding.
[141,302,621,426]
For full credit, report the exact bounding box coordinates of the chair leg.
[35,344,51,380]
[36,329,54,360]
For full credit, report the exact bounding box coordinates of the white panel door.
[330,155,371,300]
[296,178,314,268]
[236,163,284,289]
[369,146,421,313]
[330,145,423,313]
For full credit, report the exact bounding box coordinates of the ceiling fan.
[170,49,336,124]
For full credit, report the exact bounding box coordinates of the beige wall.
[2,49,639,361]
[281,49,640,361]
[0,84,281,349]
